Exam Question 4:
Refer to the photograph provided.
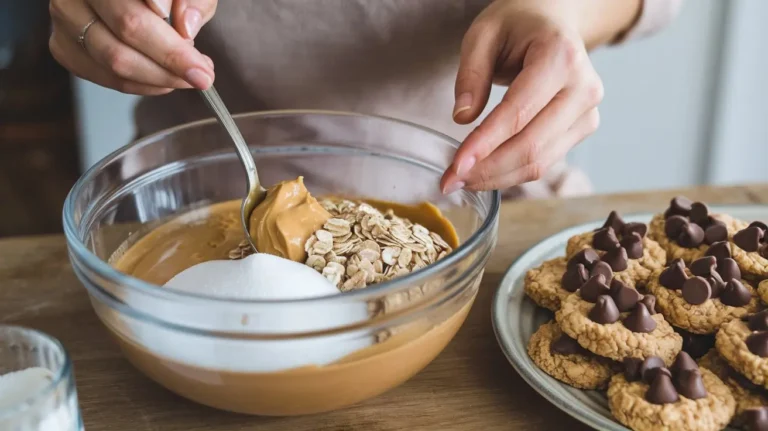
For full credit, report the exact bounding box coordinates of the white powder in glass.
[0,368,75,431]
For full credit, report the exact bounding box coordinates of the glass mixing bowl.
[63,110,499,416]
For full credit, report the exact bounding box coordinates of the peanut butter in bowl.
[106,176,473,415]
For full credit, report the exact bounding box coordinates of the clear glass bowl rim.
[0,325,73,421]
[62,109,501,307]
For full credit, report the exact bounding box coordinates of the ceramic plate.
[492,205,768,431]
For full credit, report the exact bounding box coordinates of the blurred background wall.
[1,0,767,237]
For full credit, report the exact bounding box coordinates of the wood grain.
[1,184,766,430]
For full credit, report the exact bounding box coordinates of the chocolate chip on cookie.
[720,280,752,307]
[550,332,588,356]
[705,240,732,261]
[638,356,666,383]
[659,259,687,290]
[623,222,648,239]
[744,310,768,331]
[640,294,657,314]
[678,223,706,248]
[734,226,765,253]
[601,210,626,235]
[623,302,657,333]
[675,368,708,399]
[646,372,680,404]
[671,351,697,374]
[717,258,741,282]
[610,281,643,312]
[664,196,694,218]
[589,260,613,282]
[743,407,768,431]
[561,263,589,293]
[704,222,728,245]
[690,202,710,226]
[619,233,644,259]
[747,332,768,357]
[588,295,621,324]
[682,276,711,305]
[623,357,644,381]
[665,215,689,238]
[580,274,611,303]
[691,256,717,277]
[593,227,620,252]
[568,248,600,270]
[603,246,629,272]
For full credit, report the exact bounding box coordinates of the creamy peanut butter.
[249,177,331,262]
[108,197,469,415]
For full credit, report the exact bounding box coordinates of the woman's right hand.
[49,0,218,95]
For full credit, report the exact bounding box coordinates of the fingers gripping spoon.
[166,17,265,252]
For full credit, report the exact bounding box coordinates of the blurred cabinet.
[0,1,80,237]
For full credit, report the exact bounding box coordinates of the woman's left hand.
[441,0,641,193]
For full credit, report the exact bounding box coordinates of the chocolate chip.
[747,332,768,357]
[676,328,715,359]
[602,211,626,235]
[641,295,657,315]
[580,275,611,303]
[623,303,657,333]
[659,260,688,290]
[705,241,731,262]
[561,263,589,292]
[742,407,768,431]
[734,226,764,252]
[716,258,741,282]
[645,372,680,405]
[593,227,620,252]
[602,246,629,272]
[688,202,708,225]
[665,215,689,239]
[674,369,708,400]
[623,357,644,381]
[720,279,752,307]
[550,333,587,356]
[690,256,716,277]
[620,233,644,259]
[670,351,698,375]
[682,277,711,305]
[588,295,621,324]
[746,310,768,331]
[665,196,693,218]
[611,283,644,312]
[623,222,648,239]
[640,356,666,383]
[677,223,705,248]
[707,272,726,298]
[749,221,768,232]
[704,223,727,245]
[568,248,600,271]
[590,261,614,282]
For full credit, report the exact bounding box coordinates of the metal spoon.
[166,17,266,252]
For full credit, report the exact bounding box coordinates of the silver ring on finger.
[78,18,98,51]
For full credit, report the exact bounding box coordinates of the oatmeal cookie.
[648,196,747,264]
[716,311,768,390]
[699,349,768,426]
[759,280,768,306]
[646,257,761,334]
[555,291,682,364]
[523,257,571,311]
[730,221,768,281]
[608,354,735,431]
[566,211,666,287]
[527,320,615,390]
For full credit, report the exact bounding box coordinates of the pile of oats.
[305,199,453,291]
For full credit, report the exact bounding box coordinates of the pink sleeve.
[616,0,684,43]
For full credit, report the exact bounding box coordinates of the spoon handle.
[198,86,260,191]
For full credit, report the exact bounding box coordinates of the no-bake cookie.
[566,211,666,287]
[527,320,615,390]
[730,221,768,282]
[699,348,768,427]
[649,196,747,264]
[716,310,768,391]
[646,254,761,334]
[555,288,682,364]
[608,353,735,431]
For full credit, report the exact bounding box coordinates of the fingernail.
[456,156,475,178]
[442,181,465,195]
[184,8,203,39]
[453,92,473,118]
[203,55,214,70]
[148,0,171,18]
[185,68,212,89]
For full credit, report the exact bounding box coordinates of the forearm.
[574,0,643,49]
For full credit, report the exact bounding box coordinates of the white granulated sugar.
[121,254,372,373]
[0,368,75,431]
[0,367,53,410]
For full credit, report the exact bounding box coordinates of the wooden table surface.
[2,184,767,430]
